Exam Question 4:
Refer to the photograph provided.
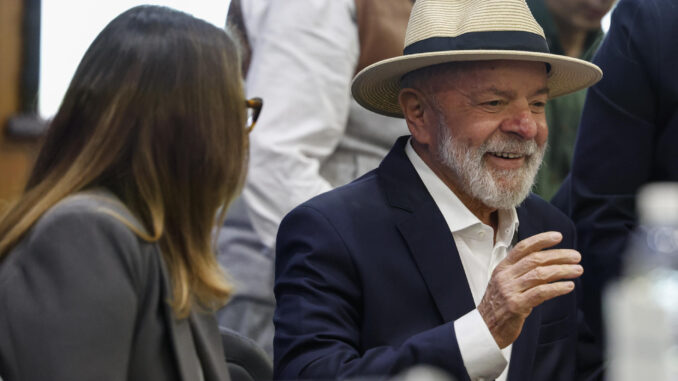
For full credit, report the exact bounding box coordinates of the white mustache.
[480,136,538,156]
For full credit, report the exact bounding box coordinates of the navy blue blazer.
[552,0,678,340]
[274,136,602,380]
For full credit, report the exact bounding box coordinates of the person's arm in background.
[567,0,669,339]
[241,0,359,249]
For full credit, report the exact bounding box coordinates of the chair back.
[220,326,273,381]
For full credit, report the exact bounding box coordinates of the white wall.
[39,0,231,118]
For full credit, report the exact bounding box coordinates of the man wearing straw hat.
[273,0,604,380]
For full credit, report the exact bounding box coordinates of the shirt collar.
[404,138,519,242]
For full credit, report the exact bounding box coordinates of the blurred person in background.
[553,0,678,347]
[0,5,255,380]
[217,0,412,357]
[527,0,615,200]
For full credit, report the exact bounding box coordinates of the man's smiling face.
[426,60,549,209]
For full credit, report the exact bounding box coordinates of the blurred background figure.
[527,0,615,200]
[0,6,249,380]
[217,0,413,357]
[553,0,678,350]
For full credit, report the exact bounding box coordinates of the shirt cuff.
[454,308,508,380]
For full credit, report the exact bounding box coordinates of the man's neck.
[453,192,498,231]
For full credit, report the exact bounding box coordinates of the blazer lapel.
[84,189,228,380]
[190,312,231,381]
[380,137,475,322]
[397,202,476,322]
[87,190,209,379]
[157,249,203,381]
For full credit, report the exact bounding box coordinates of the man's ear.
[398,88,434,146]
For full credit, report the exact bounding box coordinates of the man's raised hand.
[477,231,583,349]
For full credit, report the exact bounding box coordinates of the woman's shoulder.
[39,189,148,237]
[1,189,158,288]
[0,191,172,380]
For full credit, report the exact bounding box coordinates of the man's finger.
[505,231,563,264]
[520,281,575,308]
[511,249,581,277]
[516,264,583,292]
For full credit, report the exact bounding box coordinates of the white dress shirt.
[405,140,519,381]
[240,0,407,249]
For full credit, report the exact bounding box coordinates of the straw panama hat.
[351,0,603,118]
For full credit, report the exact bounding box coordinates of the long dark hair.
[0,5,247,317]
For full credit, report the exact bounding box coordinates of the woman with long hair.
[0,5,260,380]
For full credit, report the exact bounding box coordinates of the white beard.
[435,120,545,209]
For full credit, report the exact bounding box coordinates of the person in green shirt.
[527,0,615,200]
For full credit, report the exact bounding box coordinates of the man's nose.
[499,105,538,140]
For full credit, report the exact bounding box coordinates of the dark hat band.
[404,31,550,55]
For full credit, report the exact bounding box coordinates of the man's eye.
[483,100,503,107]
[531,101,546,112]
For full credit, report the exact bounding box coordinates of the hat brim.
[351,50,603,118]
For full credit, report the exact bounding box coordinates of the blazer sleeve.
[567,219,605,381]
[568,0,666,337]
[0,206,149,381]
[273,205,469,380]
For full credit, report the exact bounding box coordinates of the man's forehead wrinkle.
[534,87,550,96]
[482,86,516,99]
[427,68,480,98]
[459,80,550,100]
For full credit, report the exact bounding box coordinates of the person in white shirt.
[272,0,605,379]
[216,0,413,357]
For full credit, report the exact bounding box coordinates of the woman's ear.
[398,88,434,147]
